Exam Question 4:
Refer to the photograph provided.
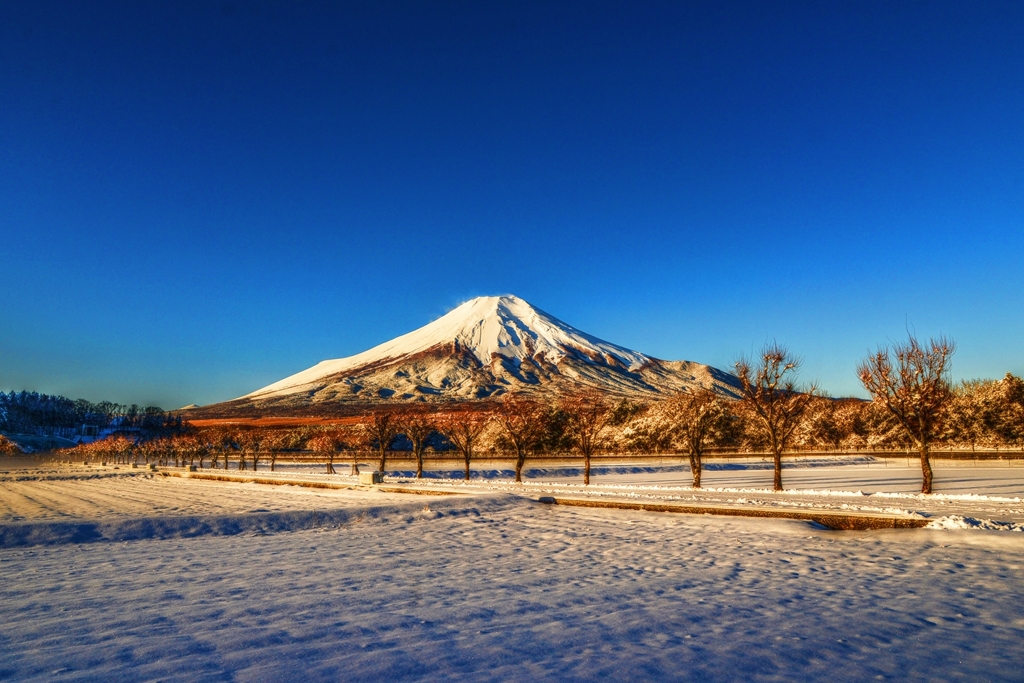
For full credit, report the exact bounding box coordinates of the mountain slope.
[210,295,740,413]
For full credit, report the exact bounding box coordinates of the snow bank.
[926,515,1024,531]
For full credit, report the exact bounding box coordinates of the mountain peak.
[242,294,651,400]
[442,294,548,326]
[226,295,740,408]
[437,294,649,368]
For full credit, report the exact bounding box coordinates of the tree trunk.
[464,452,471,481]
[773,448,783,491]
[378,448,386,473]
[919,444,933,494]
[351,455,360,476]
[690,450,702,488]
[583,453,591,486]
[515,448,525,483]
[326,454,335,475]
[416,449,423,479]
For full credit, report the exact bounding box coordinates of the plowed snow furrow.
[0,475,443,523]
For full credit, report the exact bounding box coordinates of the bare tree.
[194,435,209,468]
[265,431,282,472]
[734,343,816,491]
[857,335,955,494]
[437,410,490,481]
[309,432,344,474]
[176,434,204,468]
[114,436,135,466]
[494,393,547,483]
[308,433,331,474]
[560,390,612,485]
[147,438,162,466]
[237,431,266,471]
[168,435,182,467]
[664,389,728,488]
[232,432,246,470]
[330,430,349,475]
[364,410,399,474]
[399,406,436,479]
[339,425,362,475]
[208,429,234,469]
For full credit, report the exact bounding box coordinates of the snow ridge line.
[165,470,464,496]
[534,496,930,530]
[0,471,148,483]
[418,477,1024,503]
[0,493,523,549]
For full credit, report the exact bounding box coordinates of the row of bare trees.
[60,334,1023,496]
[338,390,734,487]
[327,399,590,484]
[734,334,1012,494]
[74,429,307,470]
[732,336,958,494]
[63,395,628,485]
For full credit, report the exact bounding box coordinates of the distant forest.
[0,391,179,438]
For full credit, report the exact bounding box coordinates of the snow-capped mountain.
[215,295,739,412]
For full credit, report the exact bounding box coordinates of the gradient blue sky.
[2,1,1023,408]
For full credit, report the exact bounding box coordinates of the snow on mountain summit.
[243,295,650,399]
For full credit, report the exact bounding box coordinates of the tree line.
[0,391,178,438]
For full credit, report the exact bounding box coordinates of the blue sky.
[2,1,1022,408]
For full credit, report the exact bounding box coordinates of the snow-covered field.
[405,460,1024,528]
[0,470,450,523]
[2,461,1023,681]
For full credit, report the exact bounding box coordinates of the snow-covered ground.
[1,461,1023,681]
